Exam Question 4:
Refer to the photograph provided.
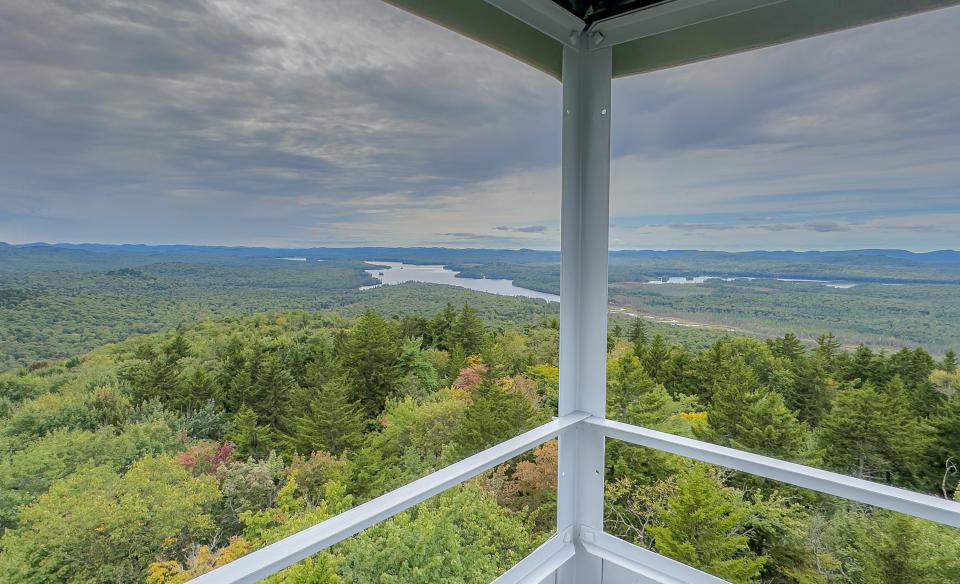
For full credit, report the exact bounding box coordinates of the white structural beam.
[556,31,613,584]
[591,416,960,528]
[590,0,788,48]
[484,0,585,48]
[491,528,576,584]
[601,0,960,77]
[582,531,730,584]
[191,412,588,584]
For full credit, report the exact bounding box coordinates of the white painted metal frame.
[491,527,576,584]
[190,412,589,584]
[588,0,789,47]
[556,28,613,584]
[591,416,960,528]
[484,0,585,47]
[583,531,728,584]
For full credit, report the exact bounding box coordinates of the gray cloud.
[665,223,738,231]
[0,1,958,250]
[800,221,851,233]
[496,225,548,233]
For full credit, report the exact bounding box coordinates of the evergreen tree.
[627,317,648,346]
[399,315,432,345]
[924,388,960,495]
[225,369,254,413]
[449,304,487,355]
[217,336,248,410]
[769,333,803,361]
[341,310,404,417]
[815,333,841,365]
[943,350,958,373]
[252,354,297,433]
[819,382,927,484]
[144,349,184,405]
[649,465,766,583]
[287,379,365,456]
[430,303,458,350]
[181,367,218,413]
[696,357,805,459]
[607,352,659,422]
[643,334,669,381]
[162,331,191,363]
[780,358,831,426]
[452,378,534,460]
[227,404,270,459]
[846,345,879,386]
[397,337,439,398]
[659,345,698,398]
[444,345,469,386]
[606,352,692,482]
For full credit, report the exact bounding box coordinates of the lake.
[644,275,857,289]
[359,261,561,303]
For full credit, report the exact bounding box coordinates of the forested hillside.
[5,244,960,371]
[1,305,958,583]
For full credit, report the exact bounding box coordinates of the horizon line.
[2,241,958,254]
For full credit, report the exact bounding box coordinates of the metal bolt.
[592,31,604,46]
[569,30,579,46]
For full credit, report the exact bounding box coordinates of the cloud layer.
[0,1,958,250]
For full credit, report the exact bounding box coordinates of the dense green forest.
[1,301,959,582]
[456,255,960,352]
[5,244,959,371]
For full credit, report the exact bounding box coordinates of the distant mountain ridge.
[5,242,959,262]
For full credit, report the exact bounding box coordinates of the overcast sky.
[1,0,958,251]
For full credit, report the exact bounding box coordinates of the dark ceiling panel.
[550,0,666,24]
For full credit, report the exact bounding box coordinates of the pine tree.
[605,352,692,482]
[162,331,192,363]
[696,357,805,459]
[226,368,254,413]
[649,465,766,583]
[252,354,297,433]
[659,345,697,397]
[943,350,958,373]
[431,303,458,350]
[643,335,669,381]
[769,333,803,361]
[815,332,841,369]
[228,404,270,459]
[181,367,218,413]
[217,336,248,410]
[628,318,648,348]
[780,357,831,426]
[145,344,185,405]
[397,336,439,398]
[287,379,365,456]
[444,345,469,386]
[846,345,878,386]
[607,352,660,422]
[341,310,404,417]
[453,378,535,460]
[819,382,926,484]
[450,304,487,355]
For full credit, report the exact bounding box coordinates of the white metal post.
[556,30,612,583]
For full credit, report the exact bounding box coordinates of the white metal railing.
[190,414,960,583]
[190,412,589,584]
[589,416,960,528]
